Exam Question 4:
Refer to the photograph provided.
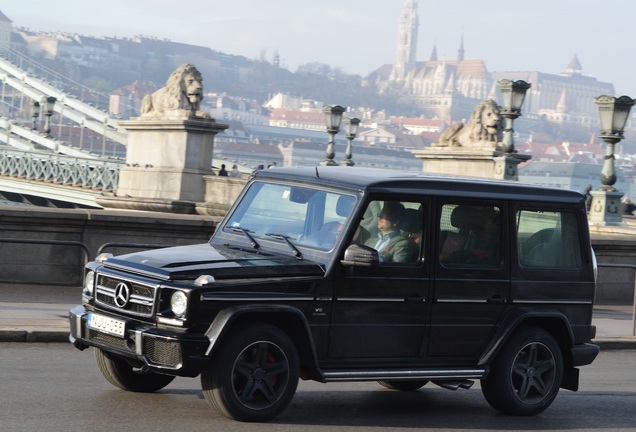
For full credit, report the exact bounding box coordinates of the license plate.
[87,312,126,338]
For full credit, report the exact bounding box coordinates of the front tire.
[481,327,563,415]
[94,348,175,392]
[201,324,300,422]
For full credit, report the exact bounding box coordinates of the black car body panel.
[69,166,599,420]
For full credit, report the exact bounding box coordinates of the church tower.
[390,0,418,83]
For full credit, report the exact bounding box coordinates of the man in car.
[369,201,413,263]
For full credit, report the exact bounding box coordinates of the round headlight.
[84,271,95,295]
[170,291,188,317]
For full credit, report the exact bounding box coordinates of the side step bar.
[322,368,487,382]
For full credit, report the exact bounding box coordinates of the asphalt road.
[1,343,635,432]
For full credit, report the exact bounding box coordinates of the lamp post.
[594,95,634,190]
[41,96,56,136]
[31,100,40,130]
[320,105,345,166]
[589,95,635,226]
[497,79,531,153]
[340,117,360,166]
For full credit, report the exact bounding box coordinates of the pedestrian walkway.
[0,284,635,348]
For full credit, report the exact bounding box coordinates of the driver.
[368,202,411,263]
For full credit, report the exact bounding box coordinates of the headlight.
[170,291,188,317]
[84,271,95,296]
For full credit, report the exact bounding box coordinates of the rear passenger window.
[439,204,502,267]
[517,210,582,268]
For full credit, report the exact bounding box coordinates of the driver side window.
[353,200,424,265]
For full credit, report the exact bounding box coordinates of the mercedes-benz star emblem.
[114,282,130,308]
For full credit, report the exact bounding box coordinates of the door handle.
[487,295,507,304]
[405,295,426,303]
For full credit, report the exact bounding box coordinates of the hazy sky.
[3,0,635,97]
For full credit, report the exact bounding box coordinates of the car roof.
[252,166,585,204]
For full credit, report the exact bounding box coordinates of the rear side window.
[517,210,582,268]
[439,204,502,267]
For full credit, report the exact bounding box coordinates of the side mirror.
[341,244,379,267]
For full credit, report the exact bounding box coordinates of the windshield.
[223,182,356,251]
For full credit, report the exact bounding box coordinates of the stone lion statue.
[140,64,209,119]
[436,99,502,148]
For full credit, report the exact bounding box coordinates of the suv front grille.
[95,274,157,317]
[144,338,182,366]
[88,329,134,354]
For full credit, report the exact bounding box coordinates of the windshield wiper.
[228,226,259,249]
[266,233,303,260]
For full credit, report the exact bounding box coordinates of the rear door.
[429,200,510,358]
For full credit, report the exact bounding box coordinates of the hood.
[101,243,324,281]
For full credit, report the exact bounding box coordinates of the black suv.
[69,166,599,422]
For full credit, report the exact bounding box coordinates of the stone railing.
[196,175,248,216]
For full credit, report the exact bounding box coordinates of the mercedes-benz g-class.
[69,166,599,422]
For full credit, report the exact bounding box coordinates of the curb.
[594,339,636,351]
[0,329,70,343]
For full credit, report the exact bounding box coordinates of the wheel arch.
[204,305,322,380]
[479,309,575,368]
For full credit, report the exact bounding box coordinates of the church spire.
[390,0,419,83]
[429,44,438,61]
[457,34,465,62]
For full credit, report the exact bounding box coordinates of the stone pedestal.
[195,175,247,217]
[412,146,531,180]
[589,188,625,226]
[98,117,228,213]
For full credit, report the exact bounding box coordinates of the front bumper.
[68,305,210,377]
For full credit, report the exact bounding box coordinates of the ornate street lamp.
[594,95,635,190]
[340,117,360,167]
[41,96,57,136]
[497,79,531,153]
[320,105,345,166]
[31,100,40,130]
[589,94,635,226]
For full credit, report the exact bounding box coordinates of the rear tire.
[201,324,299,422]
[481,327,563,415]
[378,380,428,391]
[94,348,175,392]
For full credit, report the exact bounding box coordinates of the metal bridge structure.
[0,46,129,208]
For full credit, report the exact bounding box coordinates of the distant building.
[263,92,322,111]
[491,59,615,135]
[206,94,269,125]
[109,81,157,118]
[371,1,492,123]
[518,161,630,200]
[373,0,617,136]
[0,10,11,50]
[268,109,325,131]
[389,116,446,134]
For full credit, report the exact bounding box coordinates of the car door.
[328,198,431,359]
[428,200,510,359]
